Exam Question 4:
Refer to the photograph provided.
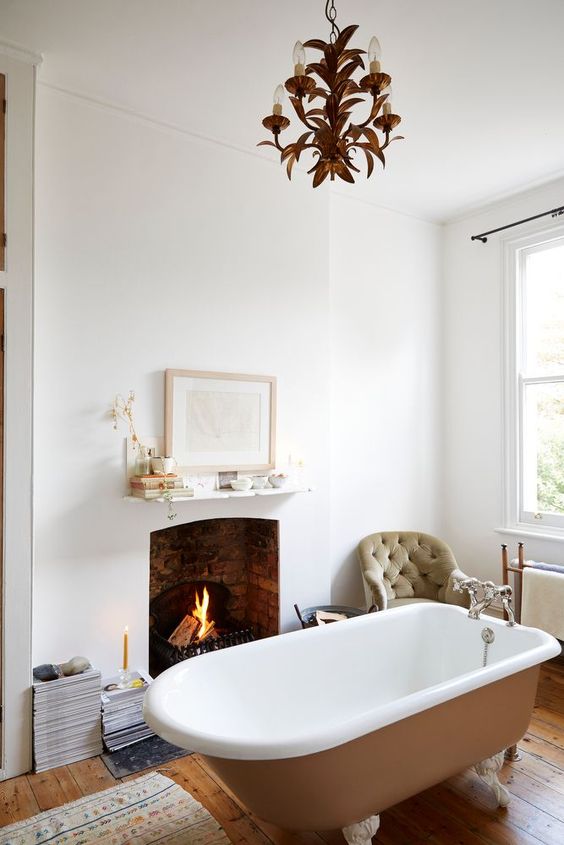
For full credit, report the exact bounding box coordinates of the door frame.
[0,44,41,780]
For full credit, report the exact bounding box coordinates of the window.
[505,229,564,535]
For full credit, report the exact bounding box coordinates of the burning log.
[168,614,199,648]
[168,586,218,648]
[198,620,216,642]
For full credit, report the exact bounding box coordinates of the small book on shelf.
[130,475,183,490]
[129,487,194,499]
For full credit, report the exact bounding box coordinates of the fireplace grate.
[151,627,255,670]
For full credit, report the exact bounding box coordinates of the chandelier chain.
[324,0,340,43]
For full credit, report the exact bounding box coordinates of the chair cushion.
[387,597,435,609]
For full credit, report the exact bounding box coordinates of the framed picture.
[217,471,238,490]
[165,369,276,472]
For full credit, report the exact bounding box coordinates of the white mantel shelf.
[124,487,312,504]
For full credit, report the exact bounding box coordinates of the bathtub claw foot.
[473,751,510,807]
[504,744,522,762]
[342,814,380,845]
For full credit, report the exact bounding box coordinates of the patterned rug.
[0,772,229,845]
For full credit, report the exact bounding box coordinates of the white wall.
[33,87,332,676]
[330,194,443,607]
[0,48,37,778]
[443,177,564,580]
[33,84,445,682]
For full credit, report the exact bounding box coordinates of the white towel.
[521,567,564,640]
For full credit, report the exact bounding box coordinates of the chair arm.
[444,569,472,608]
[362,569,388,612]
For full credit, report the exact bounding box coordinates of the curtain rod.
[470,205,564,243]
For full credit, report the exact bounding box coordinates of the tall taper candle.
[123,625,129,671]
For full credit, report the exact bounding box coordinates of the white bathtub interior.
[145,604,558,759]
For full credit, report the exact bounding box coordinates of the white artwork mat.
[169,374,273,469]
[186,390,261,453]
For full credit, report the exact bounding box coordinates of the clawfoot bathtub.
[144,603,559,842]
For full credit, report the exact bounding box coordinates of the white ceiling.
[2,0,564,221]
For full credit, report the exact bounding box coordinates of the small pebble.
[33,664,63,682]
[60,656,91,676]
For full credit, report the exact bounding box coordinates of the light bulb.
[293,40,306,76]
[382,84,393,115]
[368,36,381,73]
[272,84,284,116]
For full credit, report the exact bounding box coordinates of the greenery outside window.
[505,229,564,535]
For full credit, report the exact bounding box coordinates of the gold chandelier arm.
[380,131,392,150]
[289,97,322,133]
[354,93,388,130]
[380,132,404,151]
[297,117,320,132]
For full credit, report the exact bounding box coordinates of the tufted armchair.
[357,531,471,612]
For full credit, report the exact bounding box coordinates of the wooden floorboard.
[64,756,116,795]
[26,765,82,811]
[0,660,563,843]
[0,775,40,826]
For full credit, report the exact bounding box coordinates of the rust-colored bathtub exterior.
[203,666,539,831]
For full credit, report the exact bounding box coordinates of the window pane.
[524,243,564,375]
[523,381,564,515]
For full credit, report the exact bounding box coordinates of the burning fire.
[192,587,215,641]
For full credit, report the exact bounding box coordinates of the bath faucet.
[453,578,516,626]
[468,580,497,620]
[453,577,481,610]
[498,585,516,627]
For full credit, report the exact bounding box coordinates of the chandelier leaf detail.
[258,1,403,188]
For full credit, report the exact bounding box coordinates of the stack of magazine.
[101,670,155,752]
[33,669,103,772]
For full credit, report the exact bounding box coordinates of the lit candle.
[123,625,129,671]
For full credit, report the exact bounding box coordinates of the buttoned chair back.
[357,531,470,611]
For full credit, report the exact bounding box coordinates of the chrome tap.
[453,577,481,610]
[453,578,517,627]
[468,580,497,620]
[498,585,516,627]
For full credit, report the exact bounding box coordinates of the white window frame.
[503,223,564,540]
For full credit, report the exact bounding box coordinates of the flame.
[192,587,214,641]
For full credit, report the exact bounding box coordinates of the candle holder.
[118,667,132,689]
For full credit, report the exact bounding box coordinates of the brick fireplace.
[149,517,279,675]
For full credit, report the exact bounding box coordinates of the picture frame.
[217,471,238,490]
[165,369,277,472]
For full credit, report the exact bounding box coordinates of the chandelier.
[259,0,403,188]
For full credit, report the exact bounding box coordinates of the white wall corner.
[0,39,42,67]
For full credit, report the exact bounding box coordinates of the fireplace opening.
[149,518,279,676]
[149,579,255,676]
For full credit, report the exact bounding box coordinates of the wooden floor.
[2,659,564,844]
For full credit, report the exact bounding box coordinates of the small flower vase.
[135,446,151,477]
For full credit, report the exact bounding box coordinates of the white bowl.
[252,476,268,489]
[268,475,288,488]
[231,477,253,491]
